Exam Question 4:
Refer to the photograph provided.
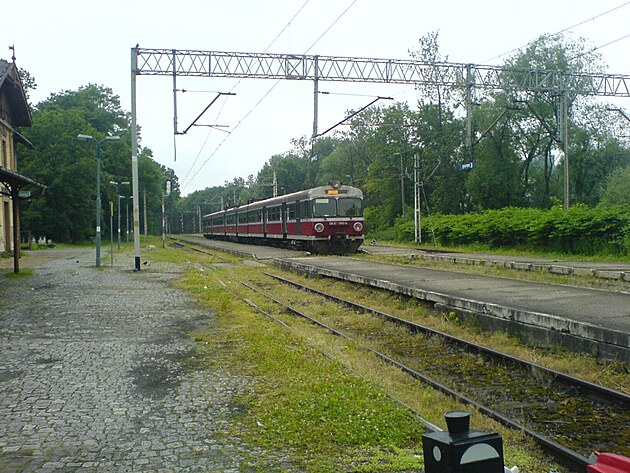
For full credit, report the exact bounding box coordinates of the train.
[201,182,364,254]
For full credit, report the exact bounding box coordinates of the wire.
[180,1,311,190]
[573,32,630,60]
[304,0,357,54]
[320,90,387,98]
[187,80,284,187]
[264,0,311,53]
[184,0,359,190]
[481,1,630,64]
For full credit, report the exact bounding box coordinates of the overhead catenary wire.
[180,0,312,189]
[183,0,358,190]
[303,0,357,54]
[571,32,630,61]
[481,0,630,64]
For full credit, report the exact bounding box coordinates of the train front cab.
[305,186,364,254]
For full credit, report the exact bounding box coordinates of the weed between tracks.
[151,242,595,472]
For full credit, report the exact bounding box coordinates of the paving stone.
[0,249,297,471]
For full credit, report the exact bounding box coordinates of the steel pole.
[131,47,141,270]
[110,201,114,267]
[143,189,148,242]
[117,194,122,249]
[126,197,130,243]
[561,93,570,211]
[96,142,102,268]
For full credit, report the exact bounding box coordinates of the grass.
[23,237,616,471]
[3,268,34,279]
[156,242,570,472]
[371,239,630,263]
[176,264,425,471]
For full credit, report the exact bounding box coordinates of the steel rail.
[239,283,443,433]
[242,278,591,472]
[265,272,630,405]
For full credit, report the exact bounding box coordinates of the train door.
[262,206,267,237]
[281,202,288,238]
[295,200,302,235]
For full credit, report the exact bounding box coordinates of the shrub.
[398,205,630,256]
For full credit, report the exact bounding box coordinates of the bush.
[398,205,630,256]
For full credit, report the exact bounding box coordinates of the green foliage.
[600,164,630,207]
[417,205,630,255]
[466,139,522,210]
[4,269,34,279]
[18,85,170,242]
[134,33,630,244]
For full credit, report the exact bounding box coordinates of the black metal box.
[422,411,504,473]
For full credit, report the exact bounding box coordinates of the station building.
[0,57,45,271]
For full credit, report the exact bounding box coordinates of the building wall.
[0,114,16,254]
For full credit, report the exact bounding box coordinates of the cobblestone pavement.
[0,249,291,472]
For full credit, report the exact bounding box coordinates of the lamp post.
[125,195,133,243]
[109,180,130,249]
[78,134,120,267]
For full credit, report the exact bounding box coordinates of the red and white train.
[202,182,364,254]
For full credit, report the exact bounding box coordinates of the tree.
[466,139,521,210]
[19,85,168,242]
[18,67,37,104]
[498,33,606,207]
[254,152,309,198]
[599,164,630,207]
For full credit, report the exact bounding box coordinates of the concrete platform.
[274,256,630,363]
[168,237,630,361]
[171,235,310,260]
[362,245,630,282]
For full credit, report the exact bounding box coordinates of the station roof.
[0,167,45,194]
[0,59,32,128]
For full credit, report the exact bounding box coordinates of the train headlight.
[314,223,325,233]
[353,222,363,232]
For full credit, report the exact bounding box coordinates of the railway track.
[171,240,629,472]
[243,272,629,472]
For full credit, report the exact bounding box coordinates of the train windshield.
[313,198,336,217]
[312,197,363,217]
[338,198,362,217]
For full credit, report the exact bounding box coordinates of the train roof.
[203,184,362,218]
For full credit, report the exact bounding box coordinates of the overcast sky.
[5,0,630,195]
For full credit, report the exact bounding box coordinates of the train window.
[268,206,281,221]
[287,203,296,220]
[299,200,311,218]
[238,212,248,224]
[313,198,336,217]
[249,210,262,223]
[338,198,363,217]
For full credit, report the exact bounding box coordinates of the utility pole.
[560,90,570,210]
[273,172,278,198]
[395,153,405,215]
[313,55,319,139]
[465,64,474,164]
[143,189,148,242]
[414,154,421,244]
